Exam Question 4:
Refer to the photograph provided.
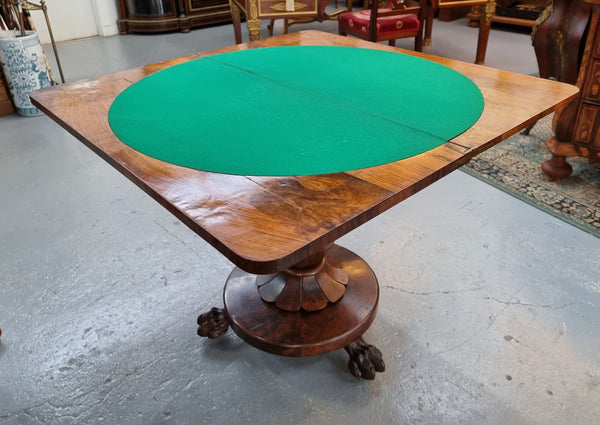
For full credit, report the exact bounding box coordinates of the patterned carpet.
[461,115,600,237]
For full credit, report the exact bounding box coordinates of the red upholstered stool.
[338,0,424,50]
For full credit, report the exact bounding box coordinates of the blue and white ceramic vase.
[0,31,52,116]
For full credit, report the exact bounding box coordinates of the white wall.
[29,0,119,44]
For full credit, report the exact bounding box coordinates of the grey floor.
[1,14,599,425]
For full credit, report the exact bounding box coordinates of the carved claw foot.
[344,337,385,380]
[197,307,229,339]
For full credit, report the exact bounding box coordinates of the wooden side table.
[541,0,600,178]
[229,0,325,42]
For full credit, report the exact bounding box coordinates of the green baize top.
[108,46,484,176]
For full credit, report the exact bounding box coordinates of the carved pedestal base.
[196,245,385,379]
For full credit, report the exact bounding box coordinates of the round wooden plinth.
[223,245,379,357]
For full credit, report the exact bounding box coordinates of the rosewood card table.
[30,31,577,380]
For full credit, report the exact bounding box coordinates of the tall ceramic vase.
[0,31,52,116]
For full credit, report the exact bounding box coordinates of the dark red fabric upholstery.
[338,9,420,36]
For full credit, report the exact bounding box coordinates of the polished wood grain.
[30,30,578,275]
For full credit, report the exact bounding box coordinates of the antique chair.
[267,0,349,37]
[338,0,425,50]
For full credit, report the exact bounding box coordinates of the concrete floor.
[1,15,599,425]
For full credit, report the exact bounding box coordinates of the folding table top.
[30,30,578,274]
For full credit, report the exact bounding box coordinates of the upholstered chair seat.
[338,0,424,50]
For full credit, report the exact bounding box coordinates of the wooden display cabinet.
[116,0,231,34]
[467,0,547,28]
[541,0,600,178]
[492,0,546,26]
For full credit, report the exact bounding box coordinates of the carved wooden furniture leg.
[541,154,574,179]
[522,122,536,135]
[424,1,435,46]
[344,336,385,380]
[197,307,230,339]
[475,0,495,65]
[267,19,275,36]
[230,0,243,44]
[246,0,262,41]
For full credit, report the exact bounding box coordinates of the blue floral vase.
[0,31,52,116]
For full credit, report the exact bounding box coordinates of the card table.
[30,30,578,380]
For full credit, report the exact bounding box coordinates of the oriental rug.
[461,115,600,237]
